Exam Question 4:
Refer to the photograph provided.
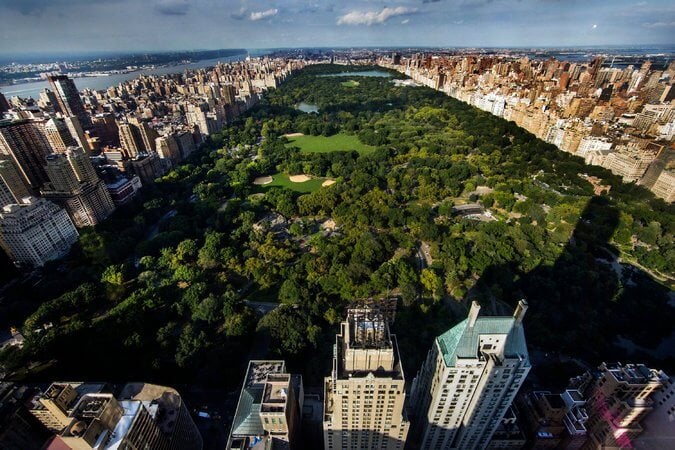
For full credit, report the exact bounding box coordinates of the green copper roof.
[436,316,528,367]
[231,387,263,437]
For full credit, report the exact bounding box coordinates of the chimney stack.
[468,301,481,328]
[513,299,528,326]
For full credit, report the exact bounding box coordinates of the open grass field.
[285,133,374,154]
[256,173,326,193]
[341,80,360,87]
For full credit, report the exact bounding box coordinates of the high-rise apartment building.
[118,122,144,158]
[410,300,531,450]
[228,360,303,450]
[0,197,78,267]
[0,119,53,190]
[42,147,115,227]
[578,362,668,450]
[44,118,77,153]
[323,305,410,450]
[47,75,92,129]
[156,135,182,163]
[0,158,31,208]
[633,376,675,449]
[0,383,52,450]
[31,382,202,450]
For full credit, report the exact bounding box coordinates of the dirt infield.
[322,179,336,187]
[289,175,311,182]
[253,176,273,185]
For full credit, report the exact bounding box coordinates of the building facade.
[323,306,410,450]
[0,197,78,267]
[410,300,531,450]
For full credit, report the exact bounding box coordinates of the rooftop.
[436,316,528,367]
[106,400,140,450]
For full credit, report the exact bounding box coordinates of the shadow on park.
[471,195,675,369]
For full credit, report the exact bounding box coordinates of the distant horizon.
[1,43,674,61]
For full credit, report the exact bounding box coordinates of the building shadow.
[470,195,675,365]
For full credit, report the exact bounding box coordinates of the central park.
[1,65,673,399]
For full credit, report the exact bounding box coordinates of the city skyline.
[0,0,674,55]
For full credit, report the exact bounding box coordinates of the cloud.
[230,7,247,20]
[642,20,675,28]
[250,8,278,21]
[155,0,189,16]
[337,7,418,26]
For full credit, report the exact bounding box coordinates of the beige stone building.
[651,169,675,202]
[580,363,668,450]
[323,306,409,450]
[410,301,530,450]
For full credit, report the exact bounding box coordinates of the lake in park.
[319,70,392,78]
[296,102,319,113]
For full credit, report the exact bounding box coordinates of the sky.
[0,0,673,54]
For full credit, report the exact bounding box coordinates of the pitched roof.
[231,387,264,437]
[436,316,528,367]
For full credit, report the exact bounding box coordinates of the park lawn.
[341,80,360,87]
[286,133,374,154]
[260,173,325,193]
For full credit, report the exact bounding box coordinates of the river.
[1,54,248,100]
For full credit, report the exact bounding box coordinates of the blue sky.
[0,0,673,54]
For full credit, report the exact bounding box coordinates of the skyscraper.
[47,75,92,129]
[0,119,53,190]
[323,304,410,450]
[118,122,144,158]
[0,92,10,113]
[410,300,531,450]
[0,158,31,208]
[0,197,78,267]
[44,118,77,153]
[42,147,115,227]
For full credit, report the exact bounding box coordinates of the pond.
[296,102,319,113]
[319,70,392,78]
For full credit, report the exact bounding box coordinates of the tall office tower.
[47,75,92,129]
[0,158,31,208]
[44,118,77,152]
[578,362,668,450]
[42,148,115,228]
[0,119,52,190]
[323,306,410,450]
[0,197,78,267]
[228,360,303,450]
[118,122,144,158]
[410,300,531,450]
[0,92,11,112]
